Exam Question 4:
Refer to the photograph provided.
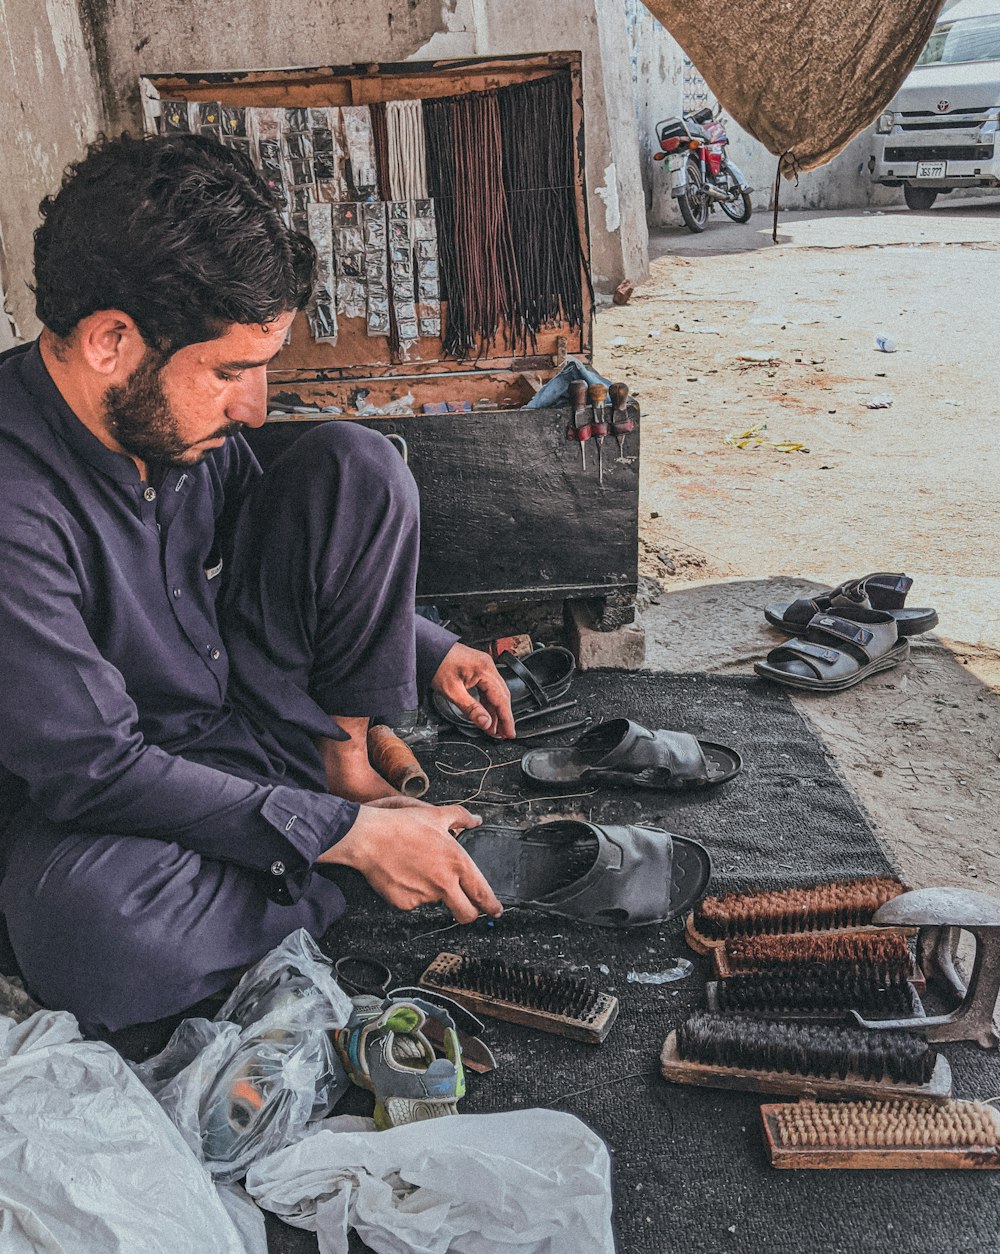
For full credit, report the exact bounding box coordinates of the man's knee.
[266,420,418,516]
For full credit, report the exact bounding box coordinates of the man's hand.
[318,802,502,924]
[431,643,515,738]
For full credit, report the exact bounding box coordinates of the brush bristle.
[724,929,912,971]
[694,877,904,940]
[677,1013,938,1085]
[714,962,916,1016]
[768,1099,1000,1149]
[424,956,604,1020]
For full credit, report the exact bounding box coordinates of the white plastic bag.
[134,929,352,1183]
[0,1009,247,1253]
[245,1108,616,1254]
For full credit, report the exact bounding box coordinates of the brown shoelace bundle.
[425,92,520,359]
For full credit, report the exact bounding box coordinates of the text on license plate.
[916,161,946,178]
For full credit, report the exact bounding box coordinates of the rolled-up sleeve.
[0,512,356,903]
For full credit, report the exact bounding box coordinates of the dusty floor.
[594,199,1000,894]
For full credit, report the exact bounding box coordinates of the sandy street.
[595,199,1000,893]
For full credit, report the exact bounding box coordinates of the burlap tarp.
[645,0,946,174]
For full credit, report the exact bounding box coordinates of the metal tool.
[567,379,591,470]
[514,716,591,741]
[851,887,1000,1049]
[513,699,578,726]
[609,382,635,460]
[588,383,609,485]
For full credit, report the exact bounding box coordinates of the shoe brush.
[761,1098,1000,1169]
[660,1013,951,1101]
[686,877,906,954]
[419,952,619,1044]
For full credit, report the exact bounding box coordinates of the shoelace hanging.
[498,73,589,352]
[424,91,520,359]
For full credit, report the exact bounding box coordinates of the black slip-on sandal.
[765,572,938,637]
[520,718,741,790]
[432,646,575,730]
[754,607,910,693]
[459,820,711,929]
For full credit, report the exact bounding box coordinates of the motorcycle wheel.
[678,158,710,233]
[719,173,753,223]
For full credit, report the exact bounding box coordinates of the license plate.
[667,154,683,172]
[916,161,946,178]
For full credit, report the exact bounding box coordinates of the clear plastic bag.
[134,929,353,1184]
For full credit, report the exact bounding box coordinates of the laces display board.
[141,56,638,612]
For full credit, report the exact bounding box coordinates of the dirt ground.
[593,199,1000,895]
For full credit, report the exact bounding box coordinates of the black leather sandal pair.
[457,718,744,930]
[756,572,937,693]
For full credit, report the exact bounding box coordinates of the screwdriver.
[567,379,591,470]
[588,383,609,485]
[609,381,635,459]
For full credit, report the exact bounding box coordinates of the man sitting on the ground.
[0,132,513,1034]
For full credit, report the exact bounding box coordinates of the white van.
[870,0,1000,208]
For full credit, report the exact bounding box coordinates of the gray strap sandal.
[765,572,938,637]
[754,608,909,693]
[520,718,741,789]
[458,819,712,929]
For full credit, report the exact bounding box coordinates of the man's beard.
[104,352,239,467]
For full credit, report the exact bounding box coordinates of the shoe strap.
[585,720,707,783]
[498,650,550,710]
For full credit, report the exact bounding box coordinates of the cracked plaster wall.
[0,0,103,338]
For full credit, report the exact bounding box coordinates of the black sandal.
[754,608,909,692]
[765,572,938,637]
[520,718,741,790]
[432,647,575,730]
[459,820,712,929]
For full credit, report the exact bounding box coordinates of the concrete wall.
[0,0,104,339]
[627,1,901,225]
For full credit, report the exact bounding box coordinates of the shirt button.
[270,860,286,877]
[209,647,221,660]
[172,587,182,599]
[143,487,157,502]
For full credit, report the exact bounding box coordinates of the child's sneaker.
[334,995,465,1129]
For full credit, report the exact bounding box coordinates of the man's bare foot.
[320,715,398,802]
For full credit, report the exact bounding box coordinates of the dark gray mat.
[266,672,1000,1254]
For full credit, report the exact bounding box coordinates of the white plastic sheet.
[0,1009,247,1253]
[134,929,353,1184]
[245,1108,615,1254]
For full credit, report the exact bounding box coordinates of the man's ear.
[74,310,148,380]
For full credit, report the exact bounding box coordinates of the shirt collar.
[18,339,143,485]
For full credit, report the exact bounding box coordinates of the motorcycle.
[654,105,753,233]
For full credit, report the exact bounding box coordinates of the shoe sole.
[754,639,910,693]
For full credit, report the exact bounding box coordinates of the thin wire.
[542,1069,648,1108]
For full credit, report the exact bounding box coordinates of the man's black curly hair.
[34,132,317,353]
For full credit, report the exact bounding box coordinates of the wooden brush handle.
[568,379,588,409]
[367,725,429,798]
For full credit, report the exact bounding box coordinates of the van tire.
[903,186,938,210]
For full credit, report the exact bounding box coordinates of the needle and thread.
[434,740,595,808]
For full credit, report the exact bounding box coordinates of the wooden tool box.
[140,55,639,614]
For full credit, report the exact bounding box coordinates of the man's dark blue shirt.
[0,342,453,902]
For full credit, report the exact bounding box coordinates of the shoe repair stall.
[139,56,639,615]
